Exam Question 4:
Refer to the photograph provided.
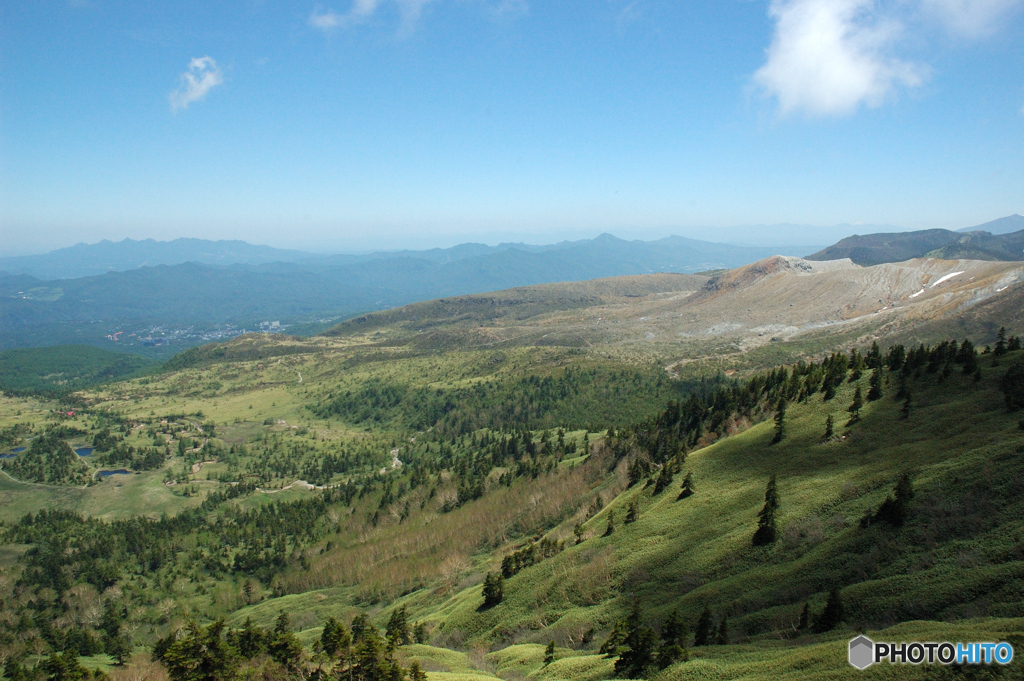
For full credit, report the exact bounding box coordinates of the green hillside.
[0,345,153,394]
[0,336,1022,680]
[806,227,1024,265]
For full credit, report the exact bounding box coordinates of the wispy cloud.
[309,0,433,35]
[753,0,923,117]
[919,0,1022,37]
[309,0,523,35]
[169,56,223,111]
[754,0,1022,117]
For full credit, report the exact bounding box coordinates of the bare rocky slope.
[321,255,1024,368]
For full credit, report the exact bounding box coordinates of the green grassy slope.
[396,354,1024,677]
[2,340,1023,681]
[0,345,153,394]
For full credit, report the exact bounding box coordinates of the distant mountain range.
[807,215,1024,266]
[0,233,788,355]
[956,214,1024,235]
[0,232,787,281]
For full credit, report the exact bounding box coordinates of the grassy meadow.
[0,328,1022,681]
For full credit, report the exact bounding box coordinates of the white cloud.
[309,0,522,35]
[169,56,223,111]
[309,0,433,34]
[919,0,1022,37]
[753,0,925,117]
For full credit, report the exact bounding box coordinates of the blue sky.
[1,0,1023,255]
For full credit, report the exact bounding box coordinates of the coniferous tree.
[653,462,675,495]
[752,475,779,546]
[677,472,694,500]
[873,472,914,526]
[543,641,556,666]
[813,589,844,633]
[867,369,883,402]
[351,614,371,644]
[866,342,883,370]
[715,616,729,645]
[994,328,1008,356]
[693,607,714,647]
[847,386,863,425]
[613,602,657,679]
[320,617,352,663]
[158,620,238,681]
[573,522,585,544]
[656,609,690,668]
[229,618,269,659]
[385,606,410,647]
[772,402,786,444]
[603,511,616,537]
[482,572,504,608]
[413,622,429,645]
[269,612,304,670]
[1002,362,1024,411]
[41,652,90,681]
[896,371,910,400]
[625,499,639,524]
[823,414,834,440]
[1009,335,1022,352]
[660,609,688,649]
[901,395,912,420]
[351,626,388,681]
[409,662,427,681]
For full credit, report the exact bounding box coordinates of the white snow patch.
[909,288,925,299]
[997,286,1008,292]
[930,271,964,288]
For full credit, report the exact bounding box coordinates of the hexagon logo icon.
[849,635,874,670]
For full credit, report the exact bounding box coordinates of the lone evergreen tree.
[386,606,411,646]
[823,414,834,440]
[320,616,351,662]
[613,602,658,679]
[752,475,780,546]
[867,369,883,401]
[482,572,504,608]
[603,511,616,537]
[866,341,882,370]
[901,395,911,420]
[269,613,304,670]
[1002,362,1024,411]
[994,327,1008,356]
[543,641,556,666]
[715,616,728,645]
[847,386,863,425]
[813,588,844,633]
[772,402,787,444]
[409,662,428,681]
[656,609,690,668]
[653,462,675,494]
[693,607,714,647]
[677,471,694,500]
[625,499,639,524]
[873,472,914,526]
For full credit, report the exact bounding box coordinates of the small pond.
[98,469,130,478]
[75,447,94,456]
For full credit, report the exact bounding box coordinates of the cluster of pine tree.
[600,603,691,678]
[1,430,90,485]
